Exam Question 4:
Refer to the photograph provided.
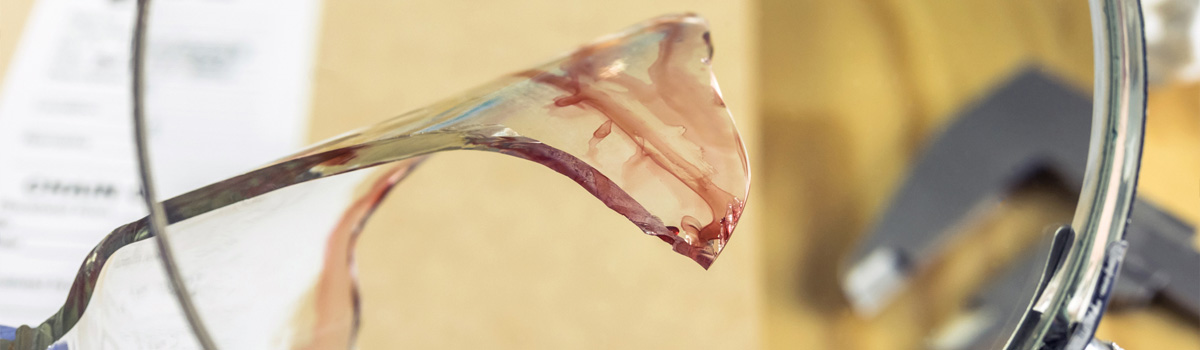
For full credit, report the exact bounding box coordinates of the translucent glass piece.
[0,13,749,349]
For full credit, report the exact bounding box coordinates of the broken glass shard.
[0,13,750,349]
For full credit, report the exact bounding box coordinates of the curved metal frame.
[130,0,218,349]
[1004,0,1147,349]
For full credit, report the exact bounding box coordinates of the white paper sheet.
[0,0,323,326]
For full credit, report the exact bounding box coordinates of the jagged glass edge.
[0,13,750,349]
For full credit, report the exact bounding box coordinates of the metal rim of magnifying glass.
[124,1,1146,350]
[1002,0,1147,349]
[131,0,219,349]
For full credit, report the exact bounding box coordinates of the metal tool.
[931,206,1197,350]
[928,228,1065,350]
[839,68,1198,337]
[1113,205,1199,314]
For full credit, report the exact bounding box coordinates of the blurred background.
[0,0,1196,349]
